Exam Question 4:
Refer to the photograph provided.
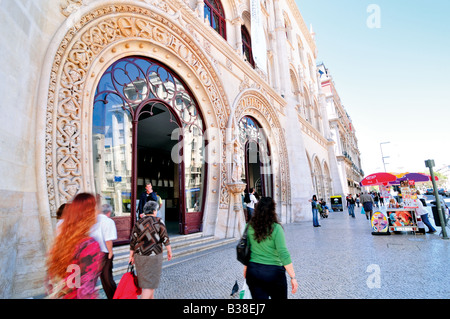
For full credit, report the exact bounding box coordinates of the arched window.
[204,0,227,40]
[241,26,255,68]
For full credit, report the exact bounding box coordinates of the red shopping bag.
[113,263,142,299]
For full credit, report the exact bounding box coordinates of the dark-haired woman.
[309,195,321,227]
[244,197,298,299]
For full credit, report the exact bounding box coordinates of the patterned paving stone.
[100,206,449,299]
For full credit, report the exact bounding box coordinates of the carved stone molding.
[60,0,83,17]
[46,4,231,214]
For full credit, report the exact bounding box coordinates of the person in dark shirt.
[138,182,158,219]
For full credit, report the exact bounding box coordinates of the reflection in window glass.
[184,128,205,213]
[93,91,132,216]
[204,0,226,39]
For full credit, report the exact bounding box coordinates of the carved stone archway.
[231,89,291,221]
[42,4,231,225]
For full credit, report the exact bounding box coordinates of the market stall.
[373,172,438,235]
[387,172,440,234]
[359,172,397,235]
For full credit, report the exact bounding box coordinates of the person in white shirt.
[246,188,259,220]
[91,203,118,299]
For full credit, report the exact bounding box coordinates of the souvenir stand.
[361,172,438,236]
[385,172,439,234]
[359,173,397,235]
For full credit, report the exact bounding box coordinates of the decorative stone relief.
[46,4,231,214]
[60,0,83,17]
[226,58,233,71]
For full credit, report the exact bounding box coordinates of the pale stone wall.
[0,0,58,298]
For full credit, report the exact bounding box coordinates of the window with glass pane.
[204,0,227,39]
[241,26,255,68]
[93,87,132,217]
[184,125,205,213]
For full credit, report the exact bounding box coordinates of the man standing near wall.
[91,203,118,299]
[138,182,158,219]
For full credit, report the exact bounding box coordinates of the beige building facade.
[318,63,364,196]
[0,0,356,298]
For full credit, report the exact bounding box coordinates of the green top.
[247,223,292,266]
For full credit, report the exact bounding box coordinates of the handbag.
[113,263,142,299]
[236,224,251,265]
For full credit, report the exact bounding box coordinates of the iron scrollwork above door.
[94,56,203,133]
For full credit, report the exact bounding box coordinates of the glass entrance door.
[93,56,206,243]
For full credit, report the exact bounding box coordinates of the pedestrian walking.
[309,195,321,227]
[129,201,172,299]
[360,191,374,220]
[379,194,385,206]
[246,187,258,220]
[348,194,356,218]
[374,192,380,208]
[46,193,102,299]
[244,197,297,299]
[91,203,118,299]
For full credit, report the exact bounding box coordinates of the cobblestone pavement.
[102,205,449,299]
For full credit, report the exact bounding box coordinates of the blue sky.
[295,0,450,175]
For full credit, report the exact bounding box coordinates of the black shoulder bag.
[236,224,251,265]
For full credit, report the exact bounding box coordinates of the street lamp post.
[380,142,390,172]
[425,159,448,239]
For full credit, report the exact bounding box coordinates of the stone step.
[109,233,237,280]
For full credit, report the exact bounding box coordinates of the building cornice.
[286,0,316,57]
[297,114,329,149]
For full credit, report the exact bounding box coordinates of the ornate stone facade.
[319,63,364,196]
[0,0,357,297]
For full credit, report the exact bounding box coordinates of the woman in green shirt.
[244,197,298,299]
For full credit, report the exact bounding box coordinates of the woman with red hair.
[46,193,102,299]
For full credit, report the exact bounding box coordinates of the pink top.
[48,237,101,299]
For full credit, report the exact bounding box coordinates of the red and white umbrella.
[360,172,397,186]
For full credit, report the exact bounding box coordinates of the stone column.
[225,182,247,238]
[232,17,244,55]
